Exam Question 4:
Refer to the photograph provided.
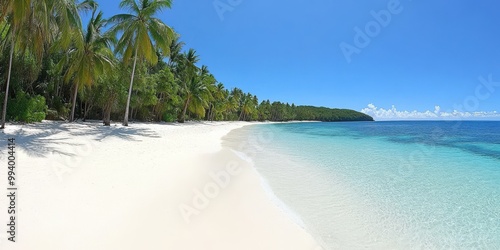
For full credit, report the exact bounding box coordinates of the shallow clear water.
[225,121,500,250]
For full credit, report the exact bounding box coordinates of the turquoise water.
[227,121,500,249]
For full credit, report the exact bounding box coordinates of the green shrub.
[6,91,47,123]
[162,112,176,122]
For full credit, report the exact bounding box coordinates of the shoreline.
[222,124,329,249]
[222,125,309,227]
[0,120,320,249]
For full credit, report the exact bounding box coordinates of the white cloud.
[361,104,500,120]
[434,105,440,114]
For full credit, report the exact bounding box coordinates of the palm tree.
[179,65,214,123]
[191,66,215,117]
[0,0,30,129]
[60,9,114,122]
[223,92,239,120]
[108,0,174,126]
[239,93,255,121]
[0,0,83,128]
[208,82,225,121]
[177,49,198,122]
[167,32,185,68]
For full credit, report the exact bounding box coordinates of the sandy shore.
[0,121,320,250]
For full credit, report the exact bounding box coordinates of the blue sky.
[94,0,500,120]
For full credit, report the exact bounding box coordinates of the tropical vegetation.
[0,0,373,128]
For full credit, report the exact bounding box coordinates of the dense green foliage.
[0,1,373,126]
[294,106,374,122]
[5,91,47,122]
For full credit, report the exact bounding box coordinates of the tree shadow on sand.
[68,123,161,142]
[1,123,77,158]
[1,121,161,158]
[16,132,78,158]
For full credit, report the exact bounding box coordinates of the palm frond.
[119,0,140,14]
[142,0,172,16]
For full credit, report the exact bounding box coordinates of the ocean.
[223,121,500,249]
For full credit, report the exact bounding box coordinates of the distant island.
[294,106,374,122]
[250,102,373,122]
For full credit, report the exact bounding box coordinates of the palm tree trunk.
[180,96,190,123]
[206,105,210,121]
[83,101,93,122]
[239,110,244,121]
[123,46,139,126]
[83,101,87,121]
[103,106,111,126]
[70,82,79,122]
[1,39,15,129]
[210,106,215,121]
[211,105,216,121]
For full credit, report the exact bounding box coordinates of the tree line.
[0,0,373,128]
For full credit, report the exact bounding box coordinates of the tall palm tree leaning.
[108,0,174,126]
[60,9,114,122]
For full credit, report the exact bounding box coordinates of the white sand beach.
[0,121,319,250]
